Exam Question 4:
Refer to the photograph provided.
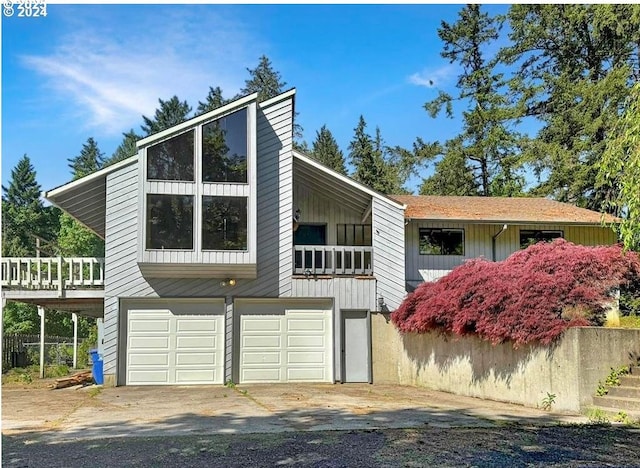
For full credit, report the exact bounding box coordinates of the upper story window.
[202,108,248,183]
[202,196,248,250]
[419,228,464,255]
[520,230,563,249]
[146,194,194,250]
[147,130,194,181]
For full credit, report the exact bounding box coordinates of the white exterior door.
[239,308,332,383]
[126,301,225,385]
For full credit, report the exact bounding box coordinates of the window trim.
[139,101,257,264]
[519,229,564,249]
[418,227,465,256]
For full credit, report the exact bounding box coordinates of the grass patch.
[2,364,80,386]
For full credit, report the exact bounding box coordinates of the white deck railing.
[1,257,105,292]
[294,245,373,276]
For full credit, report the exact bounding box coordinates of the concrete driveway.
[2,383,588,443]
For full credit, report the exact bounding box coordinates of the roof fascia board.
[293,150,406,210]
[45,155,138,200]
[137,92,260,148]
[258,88,296,109]
[406,217,612,226]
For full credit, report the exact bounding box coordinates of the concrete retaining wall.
[371,314,640,412]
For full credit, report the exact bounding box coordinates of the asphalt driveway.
[2,382,588,443]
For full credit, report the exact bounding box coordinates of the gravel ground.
[4,424,640,467]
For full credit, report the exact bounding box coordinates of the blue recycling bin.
[89,349,104,385]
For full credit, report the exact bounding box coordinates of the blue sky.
[2,3,509,194]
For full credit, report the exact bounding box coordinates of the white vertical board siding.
[372,198,406,311]
[293,183,363,243]
[103,95,295,384]
[405,221,619,285]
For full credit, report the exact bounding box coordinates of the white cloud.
[20,6,260,135]
[408,64,457,88]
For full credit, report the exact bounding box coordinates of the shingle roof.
[389,195,618,225]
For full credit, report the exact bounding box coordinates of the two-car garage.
[122,299,333,385]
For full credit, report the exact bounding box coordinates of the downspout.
[491,224,508,261]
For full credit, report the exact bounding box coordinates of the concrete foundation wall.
[372,315,640,412]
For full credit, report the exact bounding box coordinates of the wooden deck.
[1,257,105,317]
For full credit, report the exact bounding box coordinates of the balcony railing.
[294,245,373,276]
[1,257,105,293]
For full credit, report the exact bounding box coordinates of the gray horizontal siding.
[406,220,619,284]
[103,95,295,384]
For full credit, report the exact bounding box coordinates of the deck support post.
[38,306,45,379]
[72,313,78,369]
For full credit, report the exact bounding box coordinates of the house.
[43,89,618,387]
[391,195,619,290]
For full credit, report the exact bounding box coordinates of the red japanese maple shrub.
[392,239,640,346]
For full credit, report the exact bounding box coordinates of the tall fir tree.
[419,140,478,196]
[239,55,287,102]
[104,130,140,167]
[310,125,347,174]
[196,86,228,116]
[68,137,104,179]
[501,4,640,210]
[141,96,192,136]
[348,116,402,194]
[424,4,524,197]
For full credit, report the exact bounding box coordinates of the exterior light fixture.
[377,296,385,310]
[220,278,236,287]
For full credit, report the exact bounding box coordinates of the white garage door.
[239,309,333,383]
[127,302,225,385]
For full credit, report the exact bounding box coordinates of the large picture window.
[520,230,563,249]
[202,108,248,183]
[146,194,194,250]
[147,130,194,181]
[419,228,464,255]
[202,196,248,250]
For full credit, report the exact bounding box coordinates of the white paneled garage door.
[239,308,333,383]
[127,301,225,385]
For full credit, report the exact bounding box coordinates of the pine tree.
[104,130,140,167]
[2,155,49,256]
[348,116,402,194]
[310,125,347,174]
[424,4,524,197]
[68,137,104,180]
[239,55,287,102]
[141,96,192,136]
[196,86,228,116]
[502,4,640,210]
[419,140,478,196]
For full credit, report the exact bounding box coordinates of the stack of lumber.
[49,370,93,389]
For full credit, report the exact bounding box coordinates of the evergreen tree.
[104,129,140,167]
[239,55,287,102]
[196,86,228,116]
[424,4,524,197]
[502,4,640,210]
[67,137,104,180]
[141,96,192,136]
[310,125,347,174]
[419,140,478,196]
[1,155,54,256]
[348,116,402,194]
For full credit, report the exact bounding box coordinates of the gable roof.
[293,150,405,213]
[391,195,617,225]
